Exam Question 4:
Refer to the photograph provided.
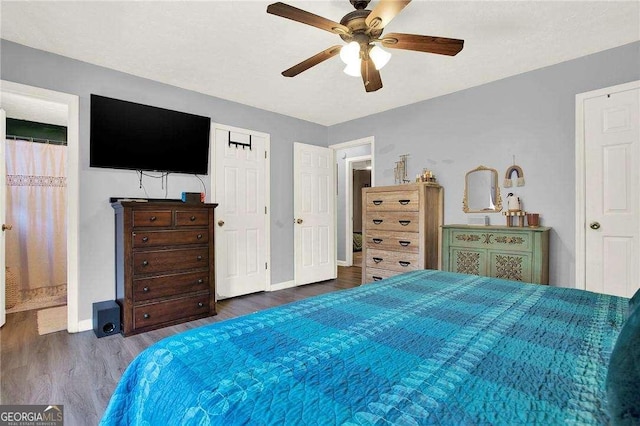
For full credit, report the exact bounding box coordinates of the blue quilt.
[101,270,627,425]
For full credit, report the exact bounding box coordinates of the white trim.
[76,319,93,333]
[575,80,640,290]
[345,155,372,267]
[1,80,80,332]
[336,260,349,267]
[210,122,271,294]
[268,280,296,292]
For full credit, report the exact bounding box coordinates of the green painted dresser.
[442,225,550,284]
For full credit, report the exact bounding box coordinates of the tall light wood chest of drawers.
[441,225,550,284]
[112,201,217,336]
[362,183,443,284]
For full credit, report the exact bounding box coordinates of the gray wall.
[335,144,371,261]
[328,41,640,287]
[1,40,327,322]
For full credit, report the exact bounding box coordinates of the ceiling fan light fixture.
[340,41,360,65]
[343,61,361,77]
[370,45,391,70]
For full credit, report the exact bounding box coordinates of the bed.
[101,270,634,425]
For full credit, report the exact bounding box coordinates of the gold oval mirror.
[463,165,503,213]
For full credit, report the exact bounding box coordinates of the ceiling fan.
[266,0,464,92]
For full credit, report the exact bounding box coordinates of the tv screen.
[90,94,210,174]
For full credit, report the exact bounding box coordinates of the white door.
[213,125,269,298]
[1,109,6,326]
[584,86,640,297]
[294,142,336,285]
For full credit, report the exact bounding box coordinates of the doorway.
[5,115,68,314]
[348,157,371,268]
[330,136,375,268]
[1,80,80,331]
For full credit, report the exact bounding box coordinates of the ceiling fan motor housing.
[339,9,383,43]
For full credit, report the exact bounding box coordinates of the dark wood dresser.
[112,200,217,336]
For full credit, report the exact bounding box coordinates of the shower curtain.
[5,139,67,304]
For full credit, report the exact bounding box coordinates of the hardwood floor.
[0,266,361,425]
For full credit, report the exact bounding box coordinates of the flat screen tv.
[90,94,211,174]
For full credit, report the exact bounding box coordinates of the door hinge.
[265,262,268,270]
[265,206,267,214]
[265,151,267,159]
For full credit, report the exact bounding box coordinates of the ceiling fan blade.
[381,32,464,56]
[282,45,342,77]
[267,2,350,35]
[361,57,383,92]
[365,0,411,30]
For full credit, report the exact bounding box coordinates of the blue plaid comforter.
[101,270,627,425]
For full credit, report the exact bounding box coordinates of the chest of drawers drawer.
[133,229,208,248]
[366,248,420,272]
[176,209,209,226]
[133,293,211,330]
[133,247,209,275]
[365,211,420,232]
[366,190,419,212]
[133,210,172,227]
[365,230,420,253]
[133,271,209,302]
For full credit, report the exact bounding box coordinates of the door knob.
[590,222,601,230]
[218,220,224,227]
[296,218,303,224]
[2,224,12,231]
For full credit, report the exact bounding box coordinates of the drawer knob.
[197,255,203,261]
[143,313,150,319]
[198,302,204,308]
[372,276,383,281]
[197,234,203,240]
[399,220,411,226]
[372,238,383,244]
[150,216,157,222]
[372,219,383,225]
[372,200,383,205]
[399,261,411,267]
[141,236,149,243]
[143,287,149,292]
[372,257,383,263]
[197,279,204,284]
[398,199,410,205]
[399,240,411,247]
[190,215,196,221]
[142,260,149,266]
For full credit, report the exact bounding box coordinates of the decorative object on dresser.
[112,200,218,336]
[394,154,410,184]
[463,165,502,213]
[362,182,443,284]
[442,224,550,284]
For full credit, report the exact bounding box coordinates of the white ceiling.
[1,1,638,126]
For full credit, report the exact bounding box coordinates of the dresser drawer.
[366,190,419,212]
[133,210,172,228]
[133,247,209,275]
[449,229,532,252]
[366,248,420,272]
[365,230,419,253]
[176,210,209,227]
[133,271,210,302]
[133,229,209,248]
[365,267,399,283]
[365,211,419,232]
[133,293,210,329]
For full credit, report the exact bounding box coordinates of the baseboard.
[337,260,349,267]
[269,280,296,292]
[76,319,93,333]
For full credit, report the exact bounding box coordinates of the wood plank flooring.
[0,266,361,425]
